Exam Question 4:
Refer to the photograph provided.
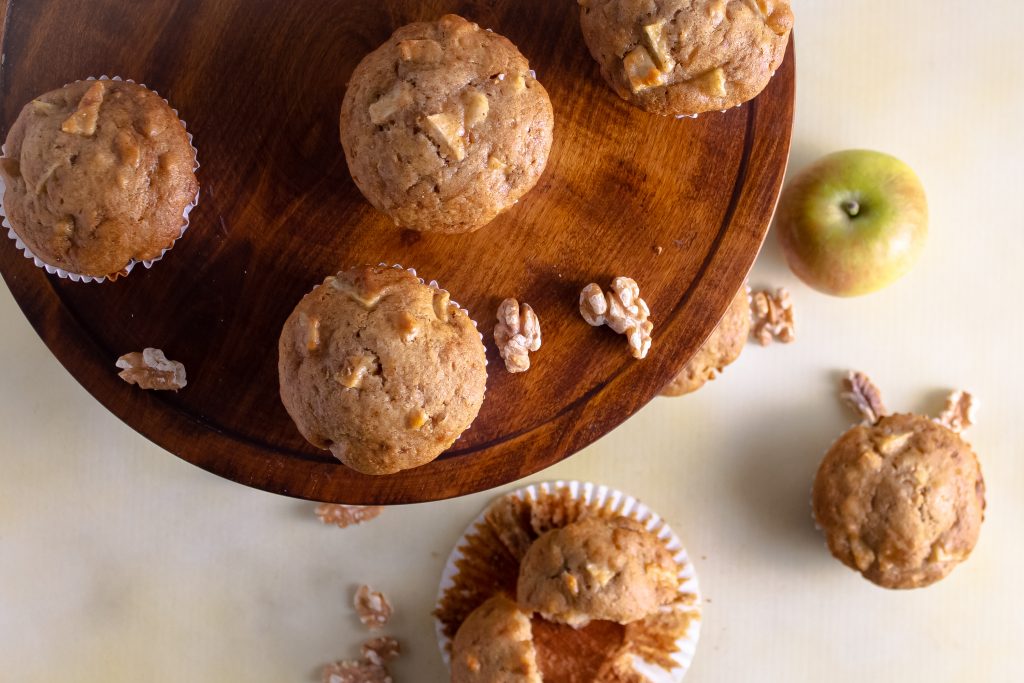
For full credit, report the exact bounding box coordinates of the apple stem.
[842,199,860,218]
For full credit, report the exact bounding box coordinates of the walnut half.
[751,287,795,345]
[494,298,541,373]
[579,277,653,359]
[115,348,187,391]
[937,390,975,433]
[841,371,888,425]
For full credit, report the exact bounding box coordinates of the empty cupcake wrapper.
[0,75,200,283]
[435,479,702,682]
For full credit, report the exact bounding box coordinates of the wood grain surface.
[0,0,794,504]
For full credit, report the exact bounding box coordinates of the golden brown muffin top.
[579,0,793,115]
[278,265,487,475]
[813,413,985,589]
[0,80,197,277]
[339,14,554,233]
[517,516,679,627]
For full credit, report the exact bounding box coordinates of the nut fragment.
[61,81,105,136]
[461,90,489,129]
[841,371,888,425]
[579,277,653,359]
[368,82,413,125]
[494,298,542,373]
[315,504,382,529]
[321,659,392,683]
[937,390,975,433]
[624,45,667,92]
[423,112,466,161]
[116,348,187,391]
[751,287,795,345]
[361,636,400,665]
[397,38,442,64]
[354,585,392,630]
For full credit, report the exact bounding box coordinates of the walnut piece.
[494,298,542,373]
[315,504,382,529]
[354,585,392,630]
[116,348,187,391]
[321,660,392,683]
[579,277,653,359]
[361,636,400,666]
[61,81,105,136]
[751,287,795,345]
[841,371,888,425]
[937,390,975,433]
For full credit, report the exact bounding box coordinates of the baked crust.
[0,80,197,276]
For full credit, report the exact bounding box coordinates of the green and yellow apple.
[775,150,928,297]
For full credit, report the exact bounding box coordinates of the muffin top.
[662,283,749,396]
[813,413,985,589]
[278,265,487,475]
[578,0,793,115]
[339,14,554,233]
[451,594,541,683]
[516,516,679,627]
[0,79,198,277]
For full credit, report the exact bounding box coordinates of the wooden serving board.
[0,0,794,504]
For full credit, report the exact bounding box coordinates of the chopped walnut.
[579,277,653,359]
[321,660,392,683]
[751,287,795,345]
[937,390,975,433]
[361,636,400,665]
[61,81,105,136]
[354,585,392,630]
[494,298,542,373]
[841,371,888,425]
[315,504,382,529]
[116,348,187,391]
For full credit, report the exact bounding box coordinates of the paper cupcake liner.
[435,480,702,682]
[0,75,199,283]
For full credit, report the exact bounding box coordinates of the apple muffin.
[517,516,679,627]
[339,14,554,233]
[578,0,793,116]
[278,265,487,475]
[812,373,985,589]
[662,282,750,396]
[451,594,541,683]
[0,79,198,278]
[436,483,701,682]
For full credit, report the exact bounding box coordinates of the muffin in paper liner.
[0,75,200,283]
[435,480,702,682]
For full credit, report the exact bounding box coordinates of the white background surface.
[2,1,1023,681]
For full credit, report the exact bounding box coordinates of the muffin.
[339,14,554,233]
[278,265,487,475]
[662,282,749,396]
[517,516,679,627]
[0,79,198,278]
[578,0,793,116]
[812,373,985,589]
[436,482,701,682]
[451,594,541,683]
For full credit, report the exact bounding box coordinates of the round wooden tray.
[0,0,794,504]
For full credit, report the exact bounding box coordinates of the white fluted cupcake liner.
[435,480,702,682]
[0,75,199,283]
